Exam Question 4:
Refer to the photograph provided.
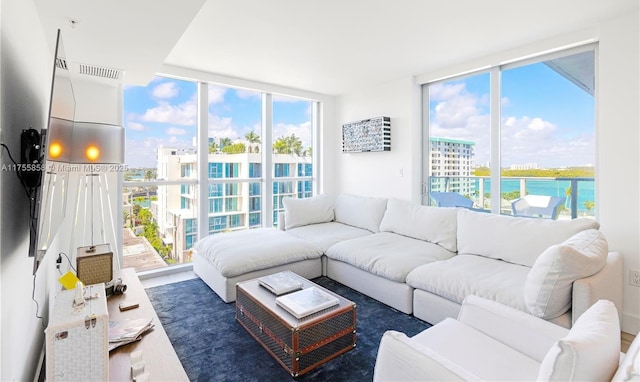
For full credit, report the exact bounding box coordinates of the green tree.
[273,134,303,155]
[208,140,219,153]
[220,137,232,150]
[144,169,156,181]
[222,142,246,154]
[583,200,595,212]
[138,208,152,225]
[245,131,261,153]
[122,210,131,228]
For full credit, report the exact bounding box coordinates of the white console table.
[108,268,188,381]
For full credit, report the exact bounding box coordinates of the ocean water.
[477,179,595,212]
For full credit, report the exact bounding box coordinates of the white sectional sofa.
[193,193,623,328]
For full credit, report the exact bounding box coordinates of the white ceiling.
[34,0,638,95]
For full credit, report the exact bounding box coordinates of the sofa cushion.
[524,229,608,319]
[194,228,323,277]
[283,194,334,230]
[406,254,530,312]
[537,300,620,382]
[612,330,640,381]
[379,198,458,252]
[456,208,600,267]
[286,221,372,252]
[334,194,388,232]
[325,232,455,283]
[410,319,541,380]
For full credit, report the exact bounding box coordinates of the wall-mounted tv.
[30,29,75,274]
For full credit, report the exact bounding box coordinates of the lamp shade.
[47,120,125,164]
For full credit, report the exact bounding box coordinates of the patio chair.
[430,192,473,209]
[511,195,565,220]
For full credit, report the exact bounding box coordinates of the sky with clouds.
[125,59,593,170]
[124,77,312,168]
[429,61,594,168]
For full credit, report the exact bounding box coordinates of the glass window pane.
[501,51,595,219]
[122,76,198,271]
[428,73,490,210]
[272,96,314,227]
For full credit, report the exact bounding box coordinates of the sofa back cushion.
[524,229,608,319]
[283,194,335,230]
[334,194,388,232]
[380,198,458,252]
[537,300,620,382]
[456,209,600,267]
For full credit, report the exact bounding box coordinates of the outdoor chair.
[430,192,474,209]
[511,195,565,220]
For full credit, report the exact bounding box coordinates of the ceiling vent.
[78,63,121,80]
[55,58,68,71]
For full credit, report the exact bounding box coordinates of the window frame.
[422,43,598,217]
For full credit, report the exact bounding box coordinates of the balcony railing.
[428,176,595,219]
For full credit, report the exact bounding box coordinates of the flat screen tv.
[30,29,75,274]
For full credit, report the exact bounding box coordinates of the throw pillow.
[524,229,608,319]
[537,299,620,381]
[612,331,640,381]
[334,194,388,232]
[379,198,458,252]
[283,194,334,230]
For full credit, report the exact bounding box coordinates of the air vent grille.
[55,58,68,70]
[79,63,121,80]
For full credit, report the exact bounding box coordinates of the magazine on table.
[108,317,154,351]
[258,271,304,295]
[275,287,340,319]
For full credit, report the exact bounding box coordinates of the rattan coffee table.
[235,271,357,377]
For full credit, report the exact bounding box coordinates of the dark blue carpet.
[146,276,431,381]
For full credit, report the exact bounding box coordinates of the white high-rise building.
[429,137,475,196]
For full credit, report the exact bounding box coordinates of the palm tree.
[144,170,155,181]
[208,141,219,153]
[220,137,232,151]
[245,131,261,153]
[273,134,303,155]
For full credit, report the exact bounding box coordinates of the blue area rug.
[146,276,431,381]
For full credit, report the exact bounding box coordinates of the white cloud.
[429,82,593,168]
[152,82,179,99]
[208,86,227,104]
[126,121,146,131]
[166,127,187,136]
[140,100,197,125]
[274,121,312,147]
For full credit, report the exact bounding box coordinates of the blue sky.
[124,77,312,168]
[430,60,594,168]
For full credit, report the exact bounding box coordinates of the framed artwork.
[342,116,391,153]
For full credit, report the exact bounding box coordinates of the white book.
[257,271,304,295]
[275,287,340,319]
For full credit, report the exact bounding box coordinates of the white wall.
[335,11,640,334]
[335,76,422,201]
[1,2,125,379]
[0,0,55,379]
[597,11,640,334]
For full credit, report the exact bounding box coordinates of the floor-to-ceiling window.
[122,77,318,272]
[423,45,596,220]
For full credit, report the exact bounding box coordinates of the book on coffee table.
[275,287,340,319]
[258,271,304,295]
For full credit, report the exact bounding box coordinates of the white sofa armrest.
[572,251,623,325]
[373,330,482,382]
[277,211,286,231]
[458,295,569,362]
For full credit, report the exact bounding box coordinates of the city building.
[428,137,475,196]
[154,146,312,263]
